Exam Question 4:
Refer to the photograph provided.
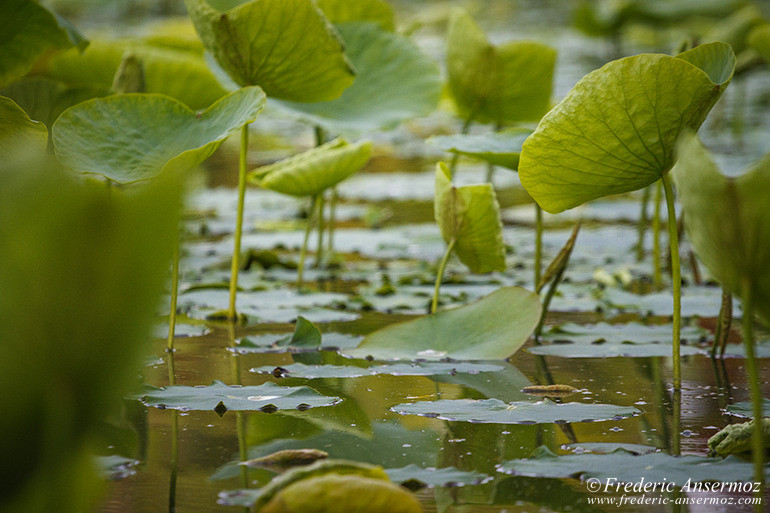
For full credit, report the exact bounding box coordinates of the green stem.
[672,387,681,456]
[741,278,765,510]
[167,238,180,352]
[662,173,682,389]
[227,124,249,321]
[315,193,325,268]
[636,185,651,262]
[448,118,474,176]
[297,195,319,288]
[327,187,337,257]
[534,204,543,288]
[166,350,178,512]
[712,288,733,358]
[652,180,663,288]
[431,239,456,314]
[534,263,565,340]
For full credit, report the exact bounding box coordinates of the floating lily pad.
[519,42,735,213]
[386,465,488,489]
[135,381,341,414]
[250,362,503,379]
[541,322,706,344]
[152,322,210,339]
[185,0,354,101]
[726,400,770,419]
[275,22,441,132]
[346,287,541,361]
[392,399,640,424]
[562,442,658,455]
[0,96,48,154]
[428,128,532,171]
[529,343,704,358]
[251,139,371,197]
[53,86,266,183]
[499,446,768,486]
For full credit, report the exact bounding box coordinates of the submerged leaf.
[184,0,354,101]
[393,398,640,424]
[435,162,505,273]
[446,8,555,124]
[346,287,541,361]
[0,96,48,155]
[428,128,532,171]
[53,86,266,183]
[519,42,735,213]
[252,138,371,197]
[673,133,770,324]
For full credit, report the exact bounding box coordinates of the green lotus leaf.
[708,419,770,456]
[275,22,441,132]
[435,162,505,273]
[315,0,395,31]
[275,316,322,349]
[392,398,640,424]
[0,96,48,155]
[52,86,266,183]
[346,287,542,361]
[748,24,770,62]
[40,40,227,109]
[519,42,735,214]
[499,446,768,486]
[136,381,341,413]
[0,0,87,86]
[184,0,354,102]
[429,128,532,170]
[673,133,770,324]
[251,138,371,197]
[446,8,556,125]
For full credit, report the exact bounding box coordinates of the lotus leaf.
[315,0,395,31]
[53,86,266,183]
[709,420,770,456]
[0,96,48,154]
[346,287,541,361]
[519,42,735,213]
[251,138,371,196]
[748,24,770,62]
[435,163,505,273]
[428,128,532,170]
[275,22,441,132]
[446,8,556,124]
[393,398,640,424]
[184,0,354,102]
[673,133,770,323]
[136,381,341,413]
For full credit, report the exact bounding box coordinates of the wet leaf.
[250,362,503,379]
[446,8,555,124]
[393,399,640,424]
[184,0,354,101]
[563,442,658,455]
[315,0,395,31]
[0,96,48,155]
[673,133,770,323]
[53,86,265,183]
[275,22,440,132]
[519,42,735,213]
[726,400,770,419]
[346,287,541,361]
[708,419,770,456]
[499,446,769,485]
[521,385,579,398]
[252,138,371,197]
[385,465,488,489]
[135,381,341,413]
[0,0,87,86]
[435,162,505,273]
[428,128,532,171]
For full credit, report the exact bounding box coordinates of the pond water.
[78,1,770,512]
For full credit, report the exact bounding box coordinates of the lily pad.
[135,381,341,414]
[0,0,87,86]
[541,322,706,344]
[250,362,503,379]
[519,42,735,213]
[499,446,769,486]
[53,86,265,183]
[673,133,770,323]
[726,400,770,419]
[392,399,640,424]
[529,343,704,358]
[446,8,556,124]
[435,162,506,273]
[385,465,489,489]
[562,442,658,455]
[428,128,532,171]
[184,0,354,101]
[0,96,48,154]
[346,287,542,361]
[275,22,441,132]
[251,138,371,197]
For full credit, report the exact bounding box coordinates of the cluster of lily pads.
[3,0,770,512]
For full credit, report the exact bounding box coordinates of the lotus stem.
[652,180,663,287]
[636,185,651,262]
[534,203,543,288]
[662,173,682,389]
[712,288,733,358]
[741,277,765,510]
[167,238,180,352]
[327,187,337,257]
[534,258,565,340]
[297,195,319,288]
[169,410,179,513]
[672,387,681,456]
[227,124,249,321]
[315,193,325,268]
[431,238,456,314]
